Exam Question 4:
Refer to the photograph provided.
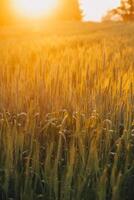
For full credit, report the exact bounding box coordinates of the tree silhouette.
[117,0,134,21]
[57,0,82,20]
[104,0,134,21]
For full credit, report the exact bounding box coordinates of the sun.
[12,0,58,19]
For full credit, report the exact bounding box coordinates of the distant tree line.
[1,0,134,24]
[103,0,134,21]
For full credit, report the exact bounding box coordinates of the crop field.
[0,22,134,200]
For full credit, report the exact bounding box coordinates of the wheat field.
[0,22,134,200]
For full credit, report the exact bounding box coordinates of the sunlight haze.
[12,0,58,19]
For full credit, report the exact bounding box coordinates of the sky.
[82,0,121,21]
[11,0,121,22]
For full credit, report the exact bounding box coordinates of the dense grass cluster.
[0,22,133,200]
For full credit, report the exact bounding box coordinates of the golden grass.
[0,22,133,200]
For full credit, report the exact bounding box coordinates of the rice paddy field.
[0,21,134,200]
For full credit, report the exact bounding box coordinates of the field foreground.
[0,22,134,200]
